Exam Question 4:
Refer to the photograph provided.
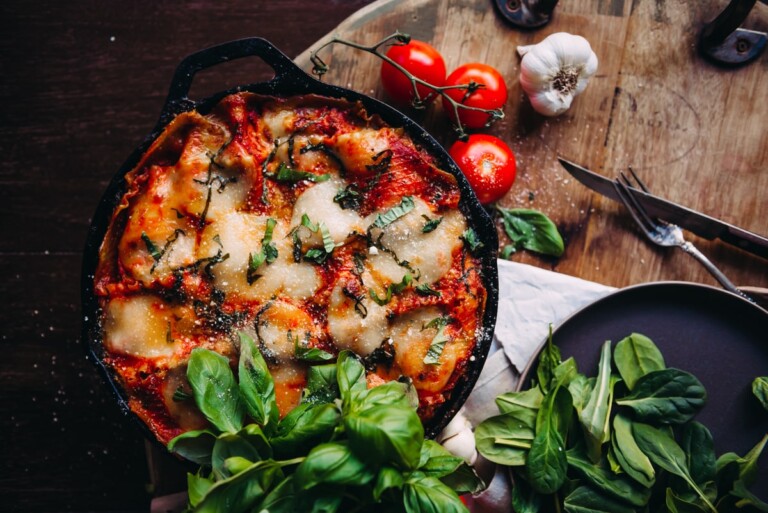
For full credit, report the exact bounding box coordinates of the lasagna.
[94,92,489,444]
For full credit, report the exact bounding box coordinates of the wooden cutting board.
[295,0,768,289]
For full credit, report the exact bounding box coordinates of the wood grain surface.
[1,0,765,511]
[296,0,768,288]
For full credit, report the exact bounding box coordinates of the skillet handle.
[159,37,308,121]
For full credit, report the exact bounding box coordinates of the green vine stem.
[309,31,504,141]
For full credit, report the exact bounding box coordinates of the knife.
[558,157,768,260]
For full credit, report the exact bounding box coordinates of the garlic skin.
[518,32,598,117]
[437,411,478,465]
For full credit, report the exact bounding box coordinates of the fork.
[612,170,756,304]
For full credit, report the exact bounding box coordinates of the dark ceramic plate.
[519,281,768,495]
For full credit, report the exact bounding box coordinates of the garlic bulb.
[437,411,477,465]
[517,32,598,117]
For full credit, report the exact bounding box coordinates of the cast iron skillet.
[81,37,499,444]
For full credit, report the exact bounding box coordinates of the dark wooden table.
[3,0,767,511]
[1,2,374,511]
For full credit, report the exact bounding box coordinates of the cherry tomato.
[380,40,446,107]
[449,134,516,204]
[442,63,507,129]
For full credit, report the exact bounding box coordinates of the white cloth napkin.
[445,260,616,511]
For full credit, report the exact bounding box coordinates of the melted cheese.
[327,274,389,356]
[334,128,394,174]
[161,366,209,430]
[369,197,466,284]
[290,177,366,247]
[199,211,320,301]
[251,300,321,362]
[104,295,181,358]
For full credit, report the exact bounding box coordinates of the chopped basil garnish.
[369,273,412,306]
[266,162,330,184]
[415,283,441,297]
[342,287,368,318]
[142,229,186,273]
[292,331,334,362]
[422,316,451,365]
[301,213,318,232]
[421,215,443,233]
[172,386,193,402]
[371,196,415,230]
[460,228,484,255]
[247,218,278,284]
[333,184,362,210]
[142,232,162,261]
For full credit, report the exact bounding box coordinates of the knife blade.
[558,157,768,260]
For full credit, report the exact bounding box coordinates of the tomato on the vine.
[380,40,446,107]
[442,63,507,129]
[449,134,516,204]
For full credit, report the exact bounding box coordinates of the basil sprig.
[247,218,278,284]
[475,332,768,512]
[266,162,330,184]
[496,206,564,258]
[168,336,483,511]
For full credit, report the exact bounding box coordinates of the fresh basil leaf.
[460,228,484,255]
[680,421,716,485]
[423,318,450,366]
[241,423,272,460]
[238,332,278,432]
[357,380,415,411]
[301,363,339,405]
[188,471,214,508]
[415,283,442,297]
[270,403,340,459]
[403,476,467,513]
[212,433,261,480]
[496,206,564,257]
[562,486,636,513]
[292,332,334,362]
[373,466,405,501]
[475,412,535,466]
[527,386,570,494]
[187,348,244,434]
[167,429,217,466]
[344,405,424,469]
[371,196,415,229]
[616,368,706,424]
[566,445,650,507]
[336,350,367,403]
[195,459,293,513]
[370,273,412,306]
[256,474,296,513]
[417,440,464,478]
[295,441,374,489]
[611,414,655,488]
[578,341,614,462]
[633,422,718,512]
[421,215,443,233]
[753,377,768,411]
[613,333,666,390]
[267,162,330,183]
[500,244,516,259]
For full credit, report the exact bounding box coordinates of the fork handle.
[680,242,757,303]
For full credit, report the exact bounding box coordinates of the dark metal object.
[492,0,558,28]
[81,38,499,445]
[558,158,768,260]
[699,0,767,66]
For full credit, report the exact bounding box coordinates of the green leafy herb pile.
[168,332,484,512]
[495,206,564,259]
[475,332,768,512]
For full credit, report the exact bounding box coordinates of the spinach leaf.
[579,341,614,462]
[680,421,716,485]
[613,333,665,390]
[418,440,465,479]
[167,429,217,466]
[527,386,571,494]
[496,206,565,257]
[716,433,767,488]
[187,347,244,434]
[568,374,592,415]
[566,445,650,507]
[665,487,709,513]
[344,405,424,469]
[403,476,467,513]
[753,377,768,411]
[294,441,374,489]
[475,412,535,466]
[238,332,278,431]
[495,387,543,416]
[510,476,542,513]
[632,422,717,512]
[301,363,339,405]
[439,462,486,495]
[731,479,768,511]
[562,485,636,513]
[536,326,562,393]
[611,414,655,488]
[616,368,706,424]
